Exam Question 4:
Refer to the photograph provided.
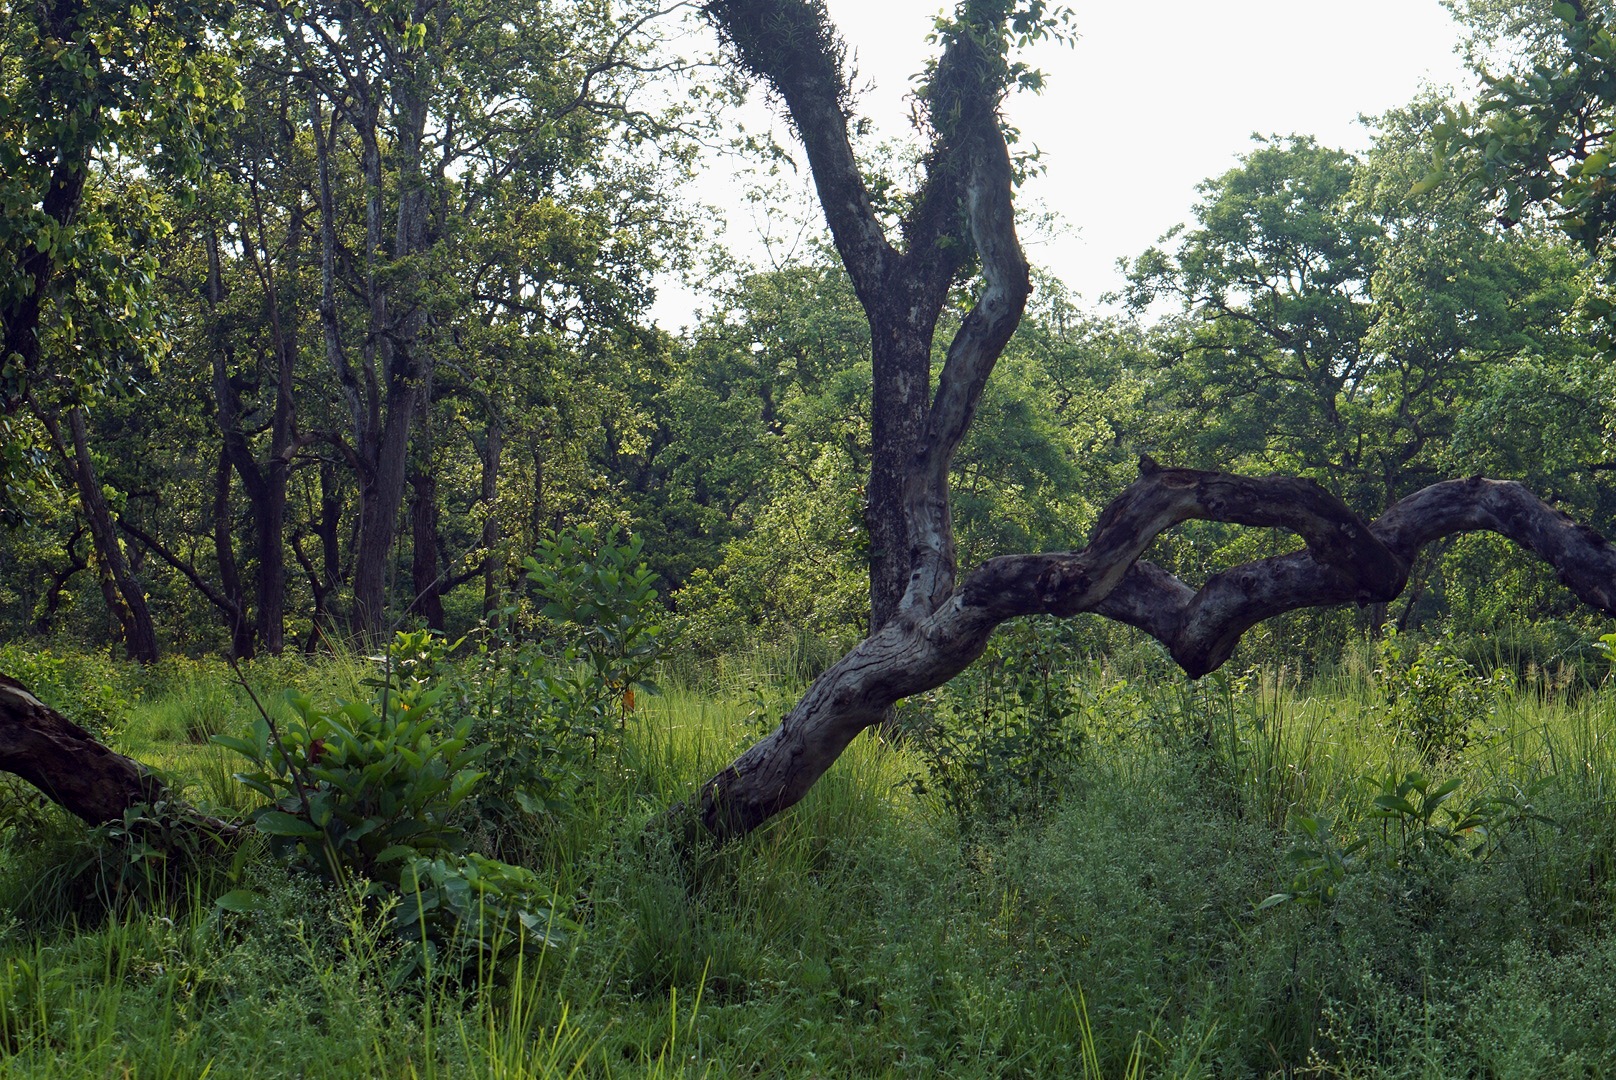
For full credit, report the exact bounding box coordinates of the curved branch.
[1100,475,1616,676]
[687,465,1616,841]
[702,0,895,299]
[902,101,1033,618]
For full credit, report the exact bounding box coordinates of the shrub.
[214,632,568,971]
[909,615,1089,829]
[1375,629,1505,764]
[453,528,666,858]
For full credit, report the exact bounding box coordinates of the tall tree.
[1126,121,1582,518]
[259,0,687,640]
[1,0,236,659]
[679,0,1616,843]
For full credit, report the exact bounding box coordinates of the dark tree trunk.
[0,675,240,840]
[62,408,160,664]
[408,465,445,630]
[865,317,935,634]
[680,0,1616,845]
[350,400,418,637]
[688,466,1616,840]
[0,675,164,825]
[34,525,88,634]
[480,419,504,618]
[212,456,255,660]
[304,50,433,644]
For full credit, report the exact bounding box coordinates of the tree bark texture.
[0,676,164,825]
[685,0,1616,843]
[691,465,1616,841]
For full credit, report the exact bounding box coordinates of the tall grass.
[3,644,1616,1075]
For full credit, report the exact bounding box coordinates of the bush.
[214,632,568,972]
[452,528,666,859]
[1375,629,1506,765]
[908,616,1089,829]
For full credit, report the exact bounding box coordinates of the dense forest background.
[4,0,1614,678]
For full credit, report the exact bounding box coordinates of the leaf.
[1408,169,1444,197]
[214,889,265,913]
[254,810,322,837]
[209,734,259,758]
[1372,795,1420,817]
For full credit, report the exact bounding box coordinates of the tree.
[1,0,237,660]
[677,0,1616,843]
[1441,1,1616,333]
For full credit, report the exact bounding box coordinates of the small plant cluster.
[910,615,1089,829]
[453,527,665,856]
[1262,767,1552,910]
[1375,629,1507,764]
[214,631,568,975]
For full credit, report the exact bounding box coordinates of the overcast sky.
[651,1,1476,328]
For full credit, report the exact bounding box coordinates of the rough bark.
[0,675,164,825]
[0,675,241,841]
[685,0,1616,844]
[690,464,1616,840]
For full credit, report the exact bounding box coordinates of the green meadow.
[3,633,1616,1078]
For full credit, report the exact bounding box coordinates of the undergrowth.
[3,618,1616,1076]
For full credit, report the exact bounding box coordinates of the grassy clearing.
[2,644,1616,1077]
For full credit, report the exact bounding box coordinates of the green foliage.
[0,0,238,513]
[909,616,1089,829]
[396,851,569,972]
[523,526,664,715]
[436,528,668,863]
[1127,125,1583,522]
[219,678,482,886]
[1375,629,1505,764]
[0,643,127,737]
[9,650,1616,1073]
[215,632,566,966]
[73,796,236,914]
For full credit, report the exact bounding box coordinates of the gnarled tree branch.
[689,462,1616,841]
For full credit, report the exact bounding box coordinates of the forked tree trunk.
[60,407,161,664]
[681,0,1616,844]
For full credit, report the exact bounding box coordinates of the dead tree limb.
[0,675,238,837]
[0,675,166,825]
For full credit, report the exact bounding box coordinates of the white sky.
[651,0,1476,329]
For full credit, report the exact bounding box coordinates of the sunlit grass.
[3,646,1616,1075]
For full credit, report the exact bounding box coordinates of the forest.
[5,0,1616,1074]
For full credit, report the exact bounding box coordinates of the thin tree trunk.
[480,419,503,618]
[408,465,445,630]
[34,525,88,634]
[60,407,160,663]
[212,455,255,660]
